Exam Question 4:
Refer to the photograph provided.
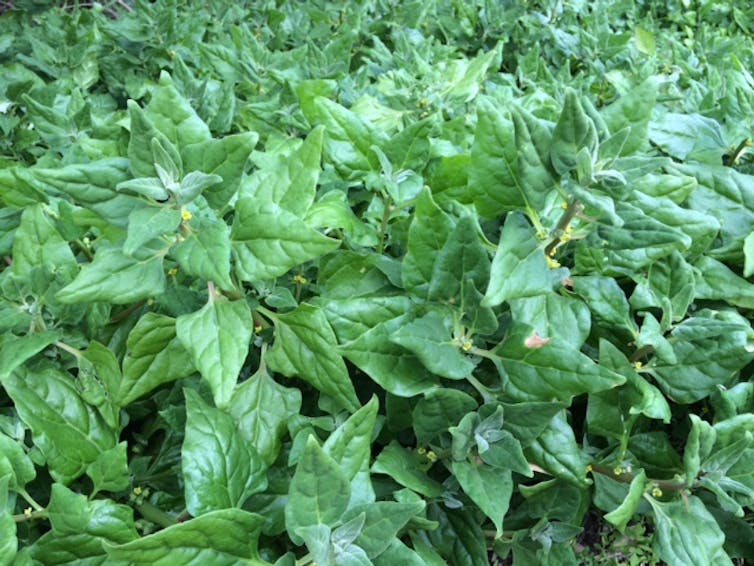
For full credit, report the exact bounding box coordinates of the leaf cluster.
[2,0,754,564]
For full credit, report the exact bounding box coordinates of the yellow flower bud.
[545,255,561,269]
[181,209,192,221]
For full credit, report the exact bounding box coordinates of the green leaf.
[588,202,692,271]
[412,388,477,445]
[127,99,183,179]
[105,509,267,565]
[339,316,440,397]
[649,112,727,164]
[57,243,166,304]
[403,192,489,304]
[550,89,598,176]
[0,432,36,490]
[285,436,351,544]
[674,162,754,261]
[634,27,656,56]
[390,310,476,379]
[242,127,323,217]
[116,176,170,202]
[484,213,564,307]
[305,191,380,247]
[604,470,646,532]
[47,483,138,544]
[600,78,656,156]
[424,505,489,566]
[231,198,340,283]
[182,132,258,209]
[0,509,16,566]
[303,97,387,176]
[373,538,426,566]
[175,171,222,206]
[525,410,589,486]
[0,330,61,381]
[371,441,444,497]
[146,72,211,149]
[744,232,754,278]
[86,442,129,494]
[345,501,425,558]
[573,276,635,332]
[649,310,754,403]
[2,366,117,484]
[495,325,625,403]
[509,293,591,350]
[182,389,266,516]
[442,43,502,101]
[31,158,137,229]
[118,313,195,406]
[265,303,360,413]
[176,294,252,409]
[693,255,754,309]
[648,495,728,566]
[123,206,181,257]
[12,204,76,277]
[469,100,556,218]
[452,460,512,537]
[171,207,234,290]
[230,364,302,467]
[323,396,379,481]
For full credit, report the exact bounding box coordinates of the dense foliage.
[2,0,754,564]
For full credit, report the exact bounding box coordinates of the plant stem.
[75,239,94,261]
[376,200,392,255]
[545,200,583,257]
[17,488,44,512]
[589,463,687,492]
[13,509,49,523]
[108,300,146,324]
[467,374,495,403]
[136,500,178,528]
[54,340,82,359]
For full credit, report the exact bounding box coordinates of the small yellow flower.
[545,255,561,269]
[634,361,643,370]
[167,267,178,277]
[426,450,437,463]
[586,464,593,473]
[181,208,192,221]
[461,340,472,352]
[613,466,623,476]
[24,507,32,518]
[133,486,143,496]
[651,486,663,497]
[293,274,308,285]
[254,324,263,334]
[417,446,427,455]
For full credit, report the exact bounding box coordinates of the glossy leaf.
[285,436,351,544]
[231,198,340,283]
[118,313,195,406]
[230,364,302,467]
[57,243,166,304]
[484,213,564,307]
[266,304,360,413]
[182,389,266,516]
[2,366,117,484]
[176,294,253,408]
[105,509,266,565]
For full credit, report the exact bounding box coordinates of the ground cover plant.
[1,0,754,563]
